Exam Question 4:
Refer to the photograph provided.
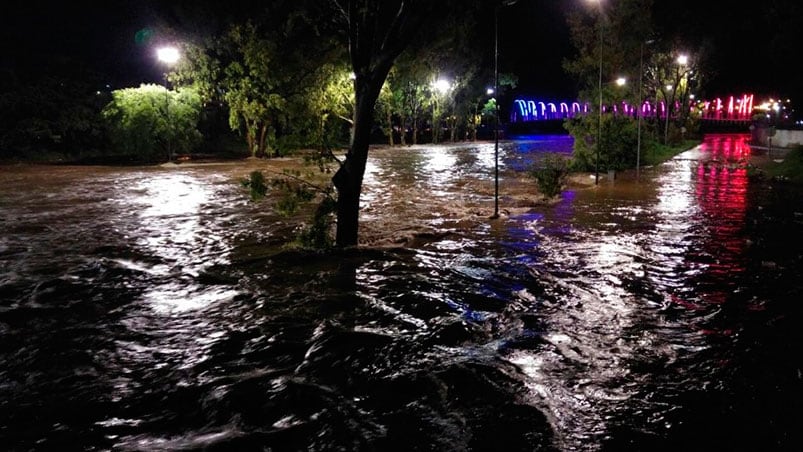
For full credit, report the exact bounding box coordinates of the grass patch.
[640,139,700,167]
[751,146,803,184]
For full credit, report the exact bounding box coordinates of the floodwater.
[1,134,801,451]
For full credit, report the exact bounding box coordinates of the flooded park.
[1,133,802,451]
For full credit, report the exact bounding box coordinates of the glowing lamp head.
[433,79,451,94]
[677,54,689,66]
[615,77,626,87]
[156,46,180,65]
[487,88,495,95]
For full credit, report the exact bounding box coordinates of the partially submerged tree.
[331,0,485,246]
[332,0,436,246]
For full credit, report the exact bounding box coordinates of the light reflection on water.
[1,135,801,450]
[125,172,238,313]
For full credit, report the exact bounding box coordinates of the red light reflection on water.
[693,134,751,306]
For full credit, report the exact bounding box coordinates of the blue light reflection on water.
[504,134,574,172]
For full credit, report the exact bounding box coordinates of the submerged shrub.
[528,153,569,198]
[296,195,337,249]
[241,170,268,201]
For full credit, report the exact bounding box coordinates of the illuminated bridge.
[510,94,757,124]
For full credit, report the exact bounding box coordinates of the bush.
[241,170,268,201]
[102,84,202,162]
[296,195,336,249]
[564,114,640,172]
[528,153,569,198]
[242,168,336,249]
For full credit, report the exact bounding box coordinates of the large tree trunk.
[333,75,386,247]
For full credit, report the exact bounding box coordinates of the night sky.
[2,0,801,104]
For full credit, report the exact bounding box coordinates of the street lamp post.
[636,40,653,179]
[156,46,180,162]
[588,0,603,185]
[663,53,687,145]
[491,0,518,220]
[492,4,501,219]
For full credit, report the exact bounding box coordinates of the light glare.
[156,46,180,65]
[433,79,451,94]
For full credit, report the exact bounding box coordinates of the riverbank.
[748,146,803,183]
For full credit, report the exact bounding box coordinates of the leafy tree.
[390,59,431,145]
[428,77,454,144]
[102,84,202,161]
[311,63,356,147]
[563,0,711,171]
[167,2,345,158]
[220,23,287,157]
[647,48,703,144]
[563,0,654,169]
[375,77,401,146]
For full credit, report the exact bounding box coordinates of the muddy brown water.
[1,134,801,451]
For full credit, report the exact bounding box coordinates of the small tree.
[564,113,638,172]
[102,84,202,161]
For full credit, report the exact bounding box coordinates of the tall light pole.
[588,0,603,185]
[156,46,180,162]
[636,40,653,179]
[491,0,518,219]
[663,53,687,145]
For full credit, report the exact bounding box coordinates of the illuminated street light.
[433,79,451,94]
[156,45,180,162]
[430,78,452,144]
[615,77,626,86]
[662,53,688,145]
[156,46,180,65]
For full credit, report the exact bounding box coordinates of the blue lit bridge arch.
[511,100,592,122]
[511,94,758,124]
